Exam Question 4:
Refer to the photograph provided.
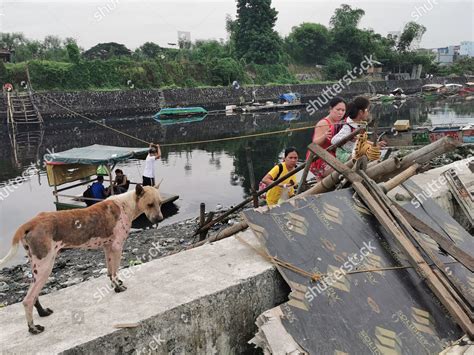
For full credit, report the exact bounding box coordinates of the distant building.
[436,45,460,65]
[0,48,13,63]
[460,41,474,57]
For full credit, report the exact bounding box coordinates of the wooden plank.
[353,180,474,336]
[394,206,474,272]
[308,143,474,337]
[443,169,474,228]
[360,171,473,313]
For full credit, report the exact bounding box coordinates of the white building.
[460,41,474,57]
[436,45,460,65]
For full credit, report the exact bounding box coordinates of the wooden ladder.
[6,90,44,125]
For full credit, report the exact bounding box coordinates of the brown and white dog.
[0,183,163,334]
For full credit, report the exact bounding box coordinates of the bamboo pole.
[303,136,460,196]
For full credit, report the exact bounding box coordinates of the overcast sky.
[0,0,472,50]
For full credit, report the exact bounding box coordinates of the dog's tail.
[0,224,28,268]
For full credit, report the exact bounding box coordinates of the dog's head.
[135,182,164,224]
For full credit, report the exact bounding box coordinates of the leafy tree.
[234,0,283,64]
[324,54,352,80]
[328,5,374,67]
[0,61,7,83]
[83,42,131,60]
[285,23,330,64]
[66,43,81,64]
[14,40,43,62]
[0,32,27,50]
[137,42,163,59]
[330,4,365,30]
[191,40,229,62]
[210,57,244,85]
[397,22,426,52]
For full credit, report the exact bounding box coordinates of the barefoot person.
[307,97,346,179]
[261,147,299,206]
[143,143,161,186]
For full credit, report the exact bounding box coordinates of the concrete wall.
[22,76,467,119]
[0,231,288,354]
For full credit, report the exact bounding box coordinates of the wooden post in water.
[246,147,259,208]
[199,203,206,241]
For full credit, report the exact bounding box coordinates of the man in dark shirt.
[90,175,107,204]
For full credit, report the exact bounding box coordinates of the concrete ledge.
[0,231,288,354]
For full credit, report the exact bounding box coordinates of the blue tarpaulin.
[279,92,300,103]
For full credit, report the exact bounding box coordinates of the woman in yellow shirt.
[262,147,299,206]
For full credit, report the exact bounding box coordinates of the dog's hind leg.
[34,298,53,317]
[23,253,55,334]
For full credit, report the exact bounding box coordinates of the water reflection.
[0,98,473,266]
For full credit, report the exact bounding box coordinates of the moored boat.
[421,84,444,100]
[429,126,463,143]
[462,125,474,143]
[460,82,474,95]
[44,144,179,226]
[154,107,208,120]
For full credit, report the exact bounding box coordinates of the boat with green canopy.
[154,107,208,120]
[44,144,179,212]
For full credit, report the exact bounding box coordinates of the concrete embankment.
[0,231,288,354]
[23,76,466,119]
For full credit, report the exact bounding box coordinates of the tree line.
[0,2,471,91]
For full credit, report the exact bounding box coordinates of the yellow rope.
[160,125,314,147]
[235,235,412,283]
[36,92,315,148]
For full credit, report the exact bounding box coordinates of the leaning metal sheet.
[243,188,465,354]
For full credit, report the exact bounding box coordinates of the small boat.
[232,93,305,113]
[421,83,444,98]
[442,83,463,96]
[429,126,463,143]
[460,82,474,95]
[462,125,474,143]
[411,128,431,146]
[44,145,179,226]
[154,107,207,120]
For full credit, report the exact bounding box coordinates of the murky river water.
[1,98,473,266]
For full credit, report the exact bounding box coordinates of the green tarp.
[44,144,149,165]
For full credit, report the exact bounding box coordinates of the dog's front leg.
[104,243,126,293]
